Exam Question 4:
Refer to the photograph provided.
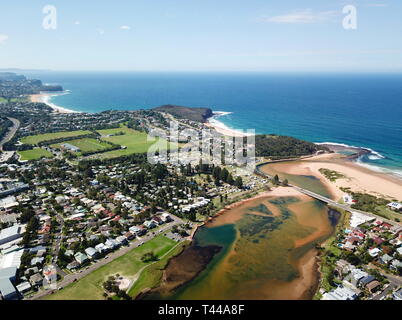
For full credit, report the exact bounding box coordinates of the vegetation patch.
[319,168,345,182]
[21,130,92,145]
[18,148,53,161]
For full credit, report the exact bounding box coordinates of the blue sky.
[0,0,401,71]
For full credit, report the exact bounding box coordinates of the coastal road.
[29,214,184,300]
[0,117,19,151]
[0,117,20,162]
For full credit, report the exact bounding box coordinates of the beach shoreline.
[205,111,253,137]
[262,153,402,201]
[30,92,78,114]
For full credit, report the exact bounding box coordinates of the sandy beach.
[30,92,77,114]
[267,153,402,201]
[205,112,253,137]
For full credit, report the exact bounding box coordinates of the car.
[105,256,109,259]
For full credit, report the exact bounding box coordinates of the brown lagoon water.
[147,191,339,300]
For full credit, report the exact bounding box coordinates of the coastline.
[30,91,78,114]
[299,153,402,201]
[261,153,402,201]
[205,111,253,137]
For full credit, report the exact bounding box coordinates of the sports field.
[44,235,177,300]
[20,130,92,145]
[85,126,177,159]
[18,148,54,161]
[51,138,112,154]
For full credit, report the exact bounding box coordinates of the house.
[95,243,108,254]
[84,247,99,260]
[343,194,355,205]
[152,216,164,225]
[143,220,156,229]
[116,236,128,245]
[349,268,368,287]
[368,247,381,257]
[16,281,31,294]
[105,239,119,250]
[393,288,402,300]
[161,213,173,222]
[390,259,402,271]
[334,259,352,278]
[61,143,80,152]
[74,252,89,265]
[372,236,384,245]
[31,257,45,266]
[29,273,44,287]
[359,275,376,288]
[64,250,74,257]
[66,261,80,270]
[387,202,402,211]
[0,267,18,300]
[321,286,357,300]
[124,232,135,240]
[129,226,141,234]
[379,254,393,265]
[366,280,381,293]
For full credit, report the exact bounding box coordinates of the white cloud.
[263,9,337,24]
[97,28,105,35]
[74,21,80,25]
[0,34,8,44]
[120,25,131,30]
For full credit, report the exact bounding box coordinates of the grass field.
[44,235,177,300]
[18,148,54,161]
[128,241,189,298]
[82,126,177,159]
[21,130,92,145]
[51,138,112,154]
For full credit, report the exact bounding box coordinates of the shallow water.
[165,195,336,300]
[259,161,333,199]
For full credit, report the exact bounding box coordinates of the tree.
[235,176,243,188]
[282,179,289,186]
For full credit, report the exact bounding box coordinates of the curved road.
[0,117,20,151]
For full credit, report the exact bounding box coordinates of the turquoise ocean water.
[27,71,402,178]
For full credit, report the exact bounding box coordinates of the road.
[0,117,20,162]
[29,214,184,300]
[368,263,402,300]
[0,117,19,151]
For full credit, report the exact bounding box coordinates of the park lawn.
[21,130,92,145]
[86,126,177,159]
[44,235,176,300]
[18,148,53,161]
[51,138,112,154]
[128,240,189,298]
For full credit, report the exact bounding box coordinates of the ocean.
[27,71,402,177]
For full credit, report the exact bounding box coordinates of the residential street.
[29,214,184,300]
